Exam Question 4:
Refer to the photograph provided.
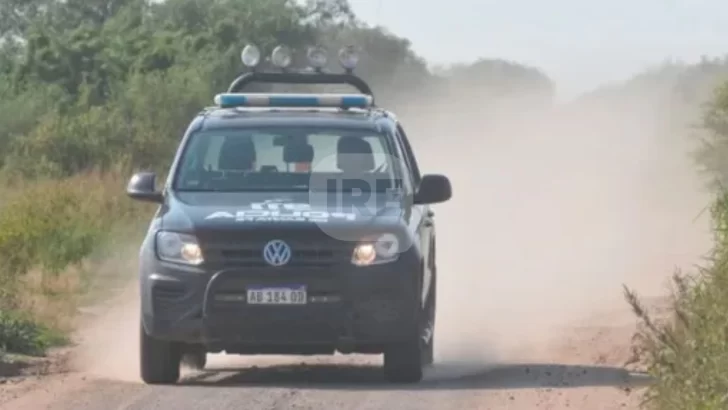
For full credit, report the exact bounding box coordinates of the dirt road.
[0,365,647,410]
[1,301,652,410]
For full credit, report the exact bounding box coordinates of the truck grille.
[199,232,354,268]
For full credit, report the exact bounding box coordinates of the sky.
[348,0,728,98]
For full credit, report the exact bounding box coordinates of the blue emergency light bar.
[214,93,373,109]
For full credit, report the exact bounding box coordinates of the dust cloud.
[69,71,713,385]
[72,286,141,382]
[410,78,713,376]
[70,243,143,382]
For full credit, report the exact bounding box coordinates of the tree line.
[0,0,555,179]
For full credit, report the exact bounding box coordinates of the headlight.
[351,233,400,266]
[155,231,204,265]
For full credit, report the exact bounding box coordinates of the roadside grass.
[0,169,153,362]
[625,191,728,410]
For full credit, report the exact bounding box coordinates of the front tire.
[383,337,424,383]
[383,290,430,383]
[140,321,181,384]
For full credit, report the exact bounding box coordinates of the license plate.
[246,286,307,305]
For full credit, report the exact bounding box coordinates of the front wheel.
[383,337,424,383]
[140,321,182,384]
[383,308,429,383]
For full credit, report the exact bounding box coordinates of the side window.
[387,129,413,193]
[395,124,422,186]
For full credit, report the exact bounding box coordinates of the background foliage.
[3,3,728,409]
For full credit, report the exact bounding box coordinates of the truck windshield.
[173,126,401,192]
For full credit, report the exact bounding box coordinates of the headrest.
[336,137,375,172]
[218,137,256,171]
[284,141,314,163]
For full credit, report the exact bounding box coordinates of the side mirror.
[414,174,452,205]
[126,172,163,203]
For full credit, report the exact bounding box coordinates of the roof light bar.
[214,93,373,109]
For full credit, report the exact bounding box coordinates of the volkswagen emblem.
[262,239,291,266]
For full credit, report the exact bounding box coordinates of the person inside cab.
[336,136,375,175]
[281,135,314,173]
[217,136,256,172]
[287,135,312,172]
[335,135,378,194]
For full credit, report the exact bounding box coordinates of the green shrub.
[0,309,66,356]
[626,192,728,409]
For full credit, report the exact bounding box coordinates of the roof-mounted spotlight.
[240,44,261,69]
[271,45,292,70]
[307,46,328,72]
[338,45,359,73]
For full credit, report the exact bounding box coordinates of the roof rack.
[212,43,379,111]
[227,71,374,101]
[221,43,376,106]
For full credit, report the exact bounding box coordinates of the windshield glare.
[173,127,401,193]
